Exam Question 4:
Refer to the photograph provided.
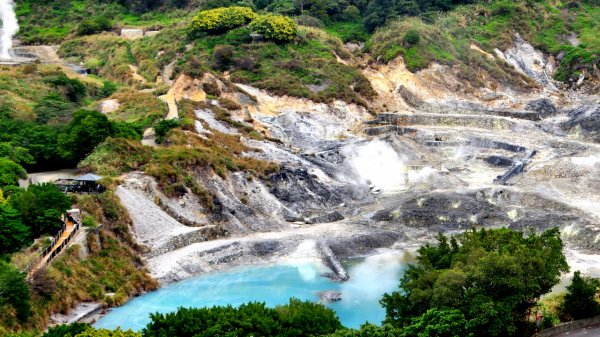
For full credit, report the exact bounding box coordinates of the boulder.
[121,29,144,39]
[317,291,342,303]
[525,98,558,118]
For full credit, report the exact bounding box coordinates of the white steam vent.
[344,139,408,194]
[0,0,19,59]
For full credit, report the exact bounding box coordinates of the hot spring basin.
[94,253,410,330]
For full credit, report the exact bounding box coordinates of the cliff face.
[117,36,600,283]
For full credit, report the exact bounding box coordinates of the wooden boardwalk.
[26,216,80,279]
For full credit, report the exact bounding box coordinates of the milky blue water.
[95,253,409,331]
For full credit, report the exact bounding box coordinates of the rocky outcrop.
[495,34,558,91]
[318,291,342,303]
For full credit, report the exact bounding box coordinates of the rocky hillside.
[0,0,599,334]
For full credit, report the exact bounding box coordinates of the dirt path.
[159,90,178,120]
[129,64,147,84]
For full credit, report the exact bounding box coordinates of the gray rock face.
[269,168,344,212]
[562,105,600,142]
[525,98,558,118]
[306,211,344,224]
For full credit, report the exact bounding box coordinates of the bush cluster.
[249,14,298,43]
[76,16,113,36]
[190,6,257,33]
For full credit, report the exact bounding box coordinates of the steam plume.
[0,0,19,59]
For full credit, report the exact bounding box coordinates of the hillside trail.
[140,63,180,146]
[28,218,77,277]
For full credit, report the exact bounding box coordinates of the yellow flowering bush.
[190,6,257,33]
[249,14,297,43]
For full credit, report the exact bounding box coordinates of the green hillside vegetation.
[369,0,600,82]
[57,7,375,106]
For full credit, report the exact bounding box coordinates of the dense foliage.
[190,6,257,33]
[249,14,298,42]
[560,271,600,320]
[10,183,71,239]
[142,299,342,337]
[0,261,31,322]
[0,203,31,255]
[381,228,569,337]
[42,323,90,337]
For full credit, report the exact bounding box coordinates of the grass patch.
[103,90,165,130]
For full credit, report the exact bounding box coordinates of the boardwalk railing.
[23,216,81,277]
[45,221,80,264]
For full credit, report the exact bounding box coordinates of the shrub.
[212,45,235,70]
[218,97,242,110]
[190,6,257,34]
[202,82,221,96]
[295,15,324,28]
[249,14,298,43]
[154,119,182,144]
[235,56,257,70]
[403,30,420,46]
[76,16,113,36]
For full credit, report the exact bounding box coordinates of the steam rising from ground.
[340,252,408,301]
[344,139,408,193]
[344,139,438,193]
[0,0,19,59]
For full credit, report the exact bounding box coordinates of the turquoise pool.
[95,252,409,330]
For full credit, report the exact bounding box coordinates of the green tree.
[34,93,75,125]
[561,271,600,320]
[0,158,27,188]
[342,5,361,21]
[381,228,569,337]
[275,298,343,336]
[143,299,341,337]
[58,110,113,162]
[0,261,31,321]
[401,308,473,337]
[363,0,396,32]
[0,143,35,165]
[10,183,71,238]
[0,203,31,255]
[325,323,403,336]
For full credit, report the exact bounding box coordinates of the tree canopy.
[10,183,72,238]
[0,203,31,255]
[58,110,114,163]
[0,261,31,322]
[142,299,343,337]
[561,271,600,320]
[381,228,569,337]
